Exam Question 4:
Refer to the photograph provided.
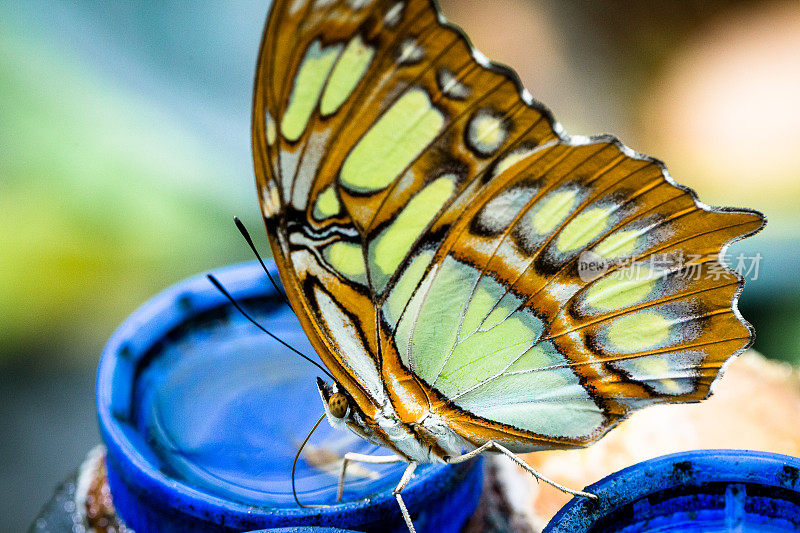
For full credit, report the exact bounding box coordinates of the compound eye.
[328,392,348,418]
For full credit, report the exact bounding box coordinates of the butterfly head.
[316,377,353,428]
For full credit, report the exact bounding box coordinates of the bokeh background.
[1,0,798,530]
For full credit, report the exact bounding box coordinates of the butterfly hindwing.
[253,0,765,452]
[380,138,762,446]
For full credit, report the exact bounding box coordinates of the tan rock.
[518,350,800,529]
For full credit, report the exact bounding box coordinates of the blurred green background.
[1,0,798,530]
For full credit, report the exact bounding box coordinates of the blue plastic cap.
[544,449,800,532]
[247,526,358,533]
[96,261,483,532]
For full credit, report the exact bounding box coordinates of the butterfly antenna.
[206,274,334,380]
[233,216,290,306]
[292,412,328,508]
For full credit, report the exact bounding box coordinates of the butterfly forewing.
[253,0,765,453]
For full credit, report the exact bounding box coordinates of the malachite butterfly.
[249,0,765,529]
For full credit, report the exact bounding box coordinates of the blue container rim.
[247,526,359,533]
[96,260,474,526]
[544,448,800,531]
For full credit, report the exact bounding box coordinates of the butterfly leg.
[446,441,597,500]
[336,452,403,502]
[393,462,418,533]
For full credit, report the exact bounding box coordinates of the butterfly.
[249,0,765,530]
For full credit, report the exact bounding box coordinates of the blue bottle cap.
[97,261,483,532]
[544,448,800,532]
[242,526,358,533]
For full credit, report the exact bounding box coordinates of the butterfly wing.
[377,138,763,450]
[253,0,764,453]
[252,0,560,420]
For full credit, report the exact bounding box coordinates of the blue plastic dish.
[247,526,358,533]
[96,261,483,532]
[544,449,800,532]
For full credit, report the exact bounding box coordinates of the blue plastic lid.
[247,526,358,533]
[96,261,482,532]
[544,449,800,532]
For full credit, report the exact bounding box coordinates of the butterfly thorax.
[316,377,468,463]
